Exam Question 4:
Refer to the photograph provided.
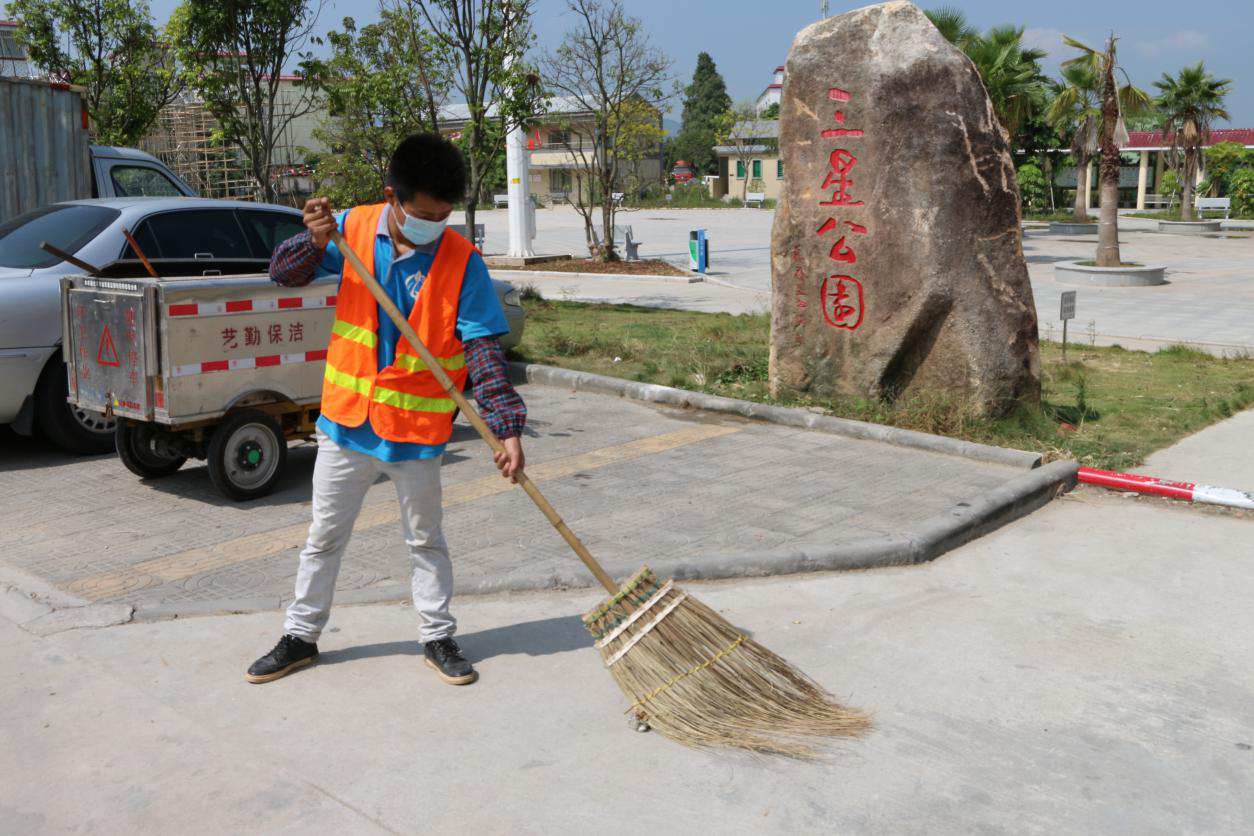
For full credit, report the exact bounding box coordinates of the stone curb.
[492,268,703,284]
[508,362,1043,470]
[125,461,1076,621]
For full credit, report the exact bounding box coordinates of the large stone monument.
[770,1,1040,416]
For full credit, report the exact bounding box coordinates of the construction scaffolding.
[140,102,259,200]
[140,88,321,206]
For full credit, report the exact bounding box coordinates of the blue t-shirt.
[314,208,509,461]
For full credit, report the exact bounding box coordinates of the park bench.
[447,223,486,250]
[745,191,766,208]
[493,193,509,208]
[1196,196,1231,219]
[1143,193,1173,209]
[588,224,642,260]
[549,190,568,205]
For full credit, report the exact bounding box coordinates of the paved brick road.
[0,383,1022,615]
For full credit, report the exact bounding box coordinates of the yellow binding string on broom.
[629,634,749,711]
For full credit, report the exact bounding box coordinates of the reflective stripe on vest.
[373,386,458,414]
[331,319,379,349]
[324,362,458,413]
[394,351,466,374]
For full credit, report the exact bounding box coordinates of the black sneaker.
[424,637,477,685]
[246,634,318,684]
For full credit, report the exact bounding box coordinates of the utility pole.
[505,50,535,258]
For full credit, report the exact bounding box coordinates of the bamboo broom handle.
[329,227,619,594]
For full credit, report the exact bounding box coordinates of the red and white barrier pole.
[1077,467,1254,511]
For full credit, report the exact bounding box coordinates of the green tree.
[925,11,1048,152]
[540,0,671,260]
[760,102,779,119]
[1047,64,1101,223]
[611,96,667,199]
[1154,62,1232,220]
[1060,34,1150,267]
[1016,162,1047,211]
[414,0,542,232]
[311,5,453,207]
[923,6,976,47]
[672,52,730,176]
[6,0,181,146]
[963,26,1049,147]
[1159,169,1181,209]
[1229,168,1254,218]
[168,0,324,204]
[1203,141,1253,196]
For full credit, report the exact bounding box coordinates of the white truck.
[0,76,195,223]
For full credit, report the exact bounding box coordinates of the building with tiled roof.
[1102,128,1254,210]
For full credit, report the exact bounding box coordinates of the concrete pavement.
[3,483,1252,834]
[0,378,1050,618]
[1138,408,1254,490]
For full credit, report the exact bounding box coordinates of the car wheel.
[35,357,115,455]
[207,410,287,501]
[116,421,186,479]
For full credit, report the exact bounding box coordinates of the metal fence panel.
[0,77,91,223]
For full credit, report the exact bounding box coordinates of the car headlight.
[503,288,522,306]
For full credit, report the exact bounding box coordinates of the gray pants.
[284,430,454,643]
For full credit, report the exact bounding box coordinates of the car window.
[237,209,306,257]
[119,219,163,260]
[127,210,252,260]
[110,165,184,198]
[0,205,121,270]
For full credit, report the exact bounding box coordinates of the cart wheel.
[116,422,186,478]
[207,410,288,501]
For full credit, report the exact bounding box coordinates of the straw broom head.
[584,566,871,758]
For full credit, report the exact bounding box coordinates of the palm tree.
[924,6,977,47]
[963,26,1049,146]
[1059,35,1150,267]
[926,12,1049,149]
[1154,62,1232,221]
[1047,64,1101,223]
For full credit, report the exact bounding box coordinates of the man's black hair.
[387,133,466,205]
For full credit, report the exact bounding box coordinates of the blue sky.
[146,0,1253,127]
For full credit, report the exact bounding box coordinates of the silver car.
[0,197,524,453]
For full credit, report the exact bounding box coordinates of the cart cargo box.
[61,272,337,499]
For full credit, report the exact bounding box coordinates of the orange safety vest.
[320,203,473,444]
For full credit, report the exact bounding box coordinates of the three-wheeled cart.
[60,272,338,500]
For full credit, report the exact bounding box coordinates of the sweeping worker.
[245,133,526,686]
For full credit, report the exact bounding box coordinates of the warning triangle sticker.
[97,326,121,366]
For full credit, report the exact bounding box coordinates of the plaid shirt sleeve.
[464,337,526,440]
[269,230,323,287]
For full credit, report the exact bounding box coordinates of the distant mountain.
[662,117,681,136]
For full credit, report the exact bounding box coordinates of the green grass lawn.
[508,297,1254,470]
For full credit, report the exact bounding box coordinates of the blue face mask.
[394,203,447,245]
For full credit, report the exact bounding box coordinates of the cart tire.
[207,410,288,501]
[35,357,115,455]
[115,422,186,479]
